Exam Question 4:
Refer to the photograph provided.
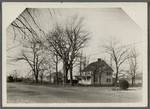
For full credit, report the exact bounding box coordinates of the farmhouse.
[76,58,113,85]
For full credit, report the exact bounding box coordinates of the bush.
[7,75,14,82]
[119,79,129,90]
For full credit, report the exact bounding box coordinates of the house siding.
[101,72,113,85]
[78,70,113,85]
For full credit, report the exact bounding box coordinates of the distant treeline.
[7,75,22,82]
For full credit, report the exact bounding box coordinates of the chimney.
[97,58,101,62]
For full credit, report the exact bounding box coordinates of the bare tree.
[45,60,53,85]
[103,38,129,86]
[8,8,50,83]
[65,16,89,86]
[77,52,90,81]
[8,8,59,84]
[45,25,69,86]
[10,8,46,45]
[46,15,89,86]
[39,71,44,85]
[14,39,46,84]
[8,9,89,86]
[78,51,89,76]
[79,51,83,76]
[12,70,20,82]
[48,66,52,85]
[51,53,60,85]
[128,47,139,85]
[39,60,49,85]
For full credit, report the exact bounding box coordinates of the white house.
[75,58,113,85]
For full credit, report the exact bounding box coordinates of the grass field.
[7,83,143,103]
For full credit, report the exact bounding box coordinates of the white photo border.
[2,2,148,107]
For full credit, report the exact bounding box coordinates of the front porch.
[75,76,93,85]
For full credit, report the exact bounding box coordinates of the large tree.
[8,8,54,83]
[45,25,70,86]
[39,58,50,85]
[14,38,46,84]
[128,47,139,85]
[46,15,89,86]
[51,52,60,85]
[103,38,129,86]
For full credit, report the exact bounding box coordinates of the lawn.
[7,83,143,103]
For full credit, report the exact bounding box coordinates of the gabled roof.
[81,59,113,72]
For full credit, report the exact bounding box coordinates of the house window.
[107,78,111,82]
[87,77,90,80]
[107,72,111,76]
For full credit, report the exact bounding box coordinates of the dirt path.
[7,83,143,103]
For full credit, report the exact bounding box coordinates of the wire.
[89,41,142,57]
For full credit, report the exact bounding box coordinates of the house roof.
[81,59,113,72]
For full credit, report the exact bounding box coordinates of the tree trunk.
[56,54,58,85]
[49,76,51,85]
[49,67,51,85]
[63,60,66,87]
[56,73,58,85]
[133,76,135,85]
[35,75,38,84]
[133,71,136,85]
[79,58,82,76]
[115,67,119,87]
[132,76,134,86]
[56,66,58,85]
[115,76,118,87]
[70,61,73,86]
[35,70,39,84]
[35,57,39,84]
[41,77,43,85]
[93,70,95,86]
[79,51,82,76]
[65,60,70,84]
[99,74,101,86]
[66,67,69,83]
[56,72,58,85]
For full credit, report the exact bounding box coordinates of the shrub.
[119,79,129,90]
[7,75,14,82]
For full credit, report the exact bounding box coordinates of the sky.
[5,4,146,77]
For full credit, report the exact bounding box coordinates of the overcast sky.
[6,6,145,77]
